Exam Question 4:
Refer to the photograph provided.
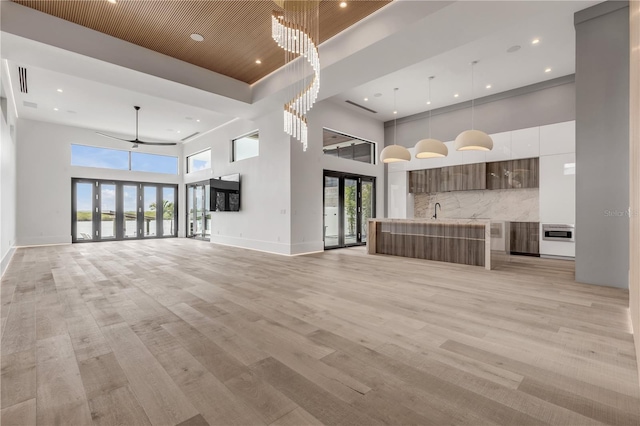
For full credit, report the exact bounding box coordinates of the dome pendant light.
[415,76,448,159]
[380,88,411,163]
[455,61,493,151]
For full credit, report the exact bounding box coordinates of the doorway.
[323,171,375,249]
[186,181,211,240]
[72,178,177,243]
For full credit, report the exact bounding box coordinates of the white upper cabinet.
[485,131,511,162]
[510,127,540,159]
[540,121,575,156]
[462,149,486,165]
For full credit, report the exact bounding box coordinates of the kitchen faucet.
[433,202,441,219]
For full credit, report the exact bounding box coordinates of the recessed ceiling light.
[190,33,204,42]
[57,89,63,93]
[340,2,347,8]
[393,111,397,115]
[364,97,368,101]
[177,130,181,133]
[196,119,200,122]
[426,101,431,105]
[255,59,262,64]
[53,108,59,111]
[454,93,459,98]
[486,84,492,89]
[532,38,540,45]
[545,67,552,73]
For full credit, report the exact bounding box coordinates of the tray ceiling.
[12,0,391,84]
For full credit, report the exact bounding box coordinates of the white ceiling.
[330,0,598,121]
[1,0,601,138]
[5,61,235,143]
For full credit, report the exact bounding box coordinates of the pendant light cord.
[394,88,398,145]
[471,61,477,130]
[428,77,432,139]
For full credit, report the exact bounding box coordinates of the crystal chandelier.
[272,0,320,151]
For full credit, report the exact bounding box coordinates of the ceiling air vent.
[345,100,377,114]
[181,132,200,141]
[18,67,28,94]
[23,101,38,109]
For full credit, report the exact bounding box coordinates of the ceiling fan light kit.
[96,106,177,148]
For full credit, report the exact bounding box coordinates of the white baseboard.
[17,235,72,246]
[1,246,16,277]
[208,235,324,256]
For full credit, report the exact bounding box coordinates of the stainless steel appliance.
[542,224,575,242]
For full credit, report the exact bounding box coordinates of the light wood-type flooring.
[1,239,639,426]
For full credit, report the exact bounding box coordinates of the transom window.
[322,128,376,165]
[187,149,211,173]
[71,144,178,174]
[232,131,259,162]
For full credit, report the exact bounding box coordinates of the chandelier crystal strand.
[272,1,320,151]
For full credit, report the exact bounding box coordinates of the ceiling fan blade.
[135,140,178,146]
[96,132,134,143]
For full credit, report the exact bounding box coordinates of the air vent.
[345,100,377,114]
[18,67,27,93]
[23,101,38,109]
[181,131,200,141]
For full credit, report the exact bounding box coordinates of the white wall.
[1,95,18,275]
[301,100,384,254]
[183,111,293,254]
[16,119,181,246]
[182,100,384,256]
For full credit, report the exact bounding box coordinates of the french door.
[323,171,375,249]
[186,181,211,240]
[72,178,177,243]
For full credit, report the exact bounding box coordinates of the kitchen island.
[367,218,509,270]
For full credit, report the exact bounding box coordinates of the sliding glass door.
[323,171,375,249]
[72,178,177,243]
[186,181,211,240]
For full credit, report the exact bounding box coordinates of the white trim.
[1,246,16,277]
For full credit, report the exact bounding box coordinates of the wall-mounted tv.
[210,174,241,212]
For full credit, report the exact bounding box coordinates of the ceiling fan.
[96,106,177,148]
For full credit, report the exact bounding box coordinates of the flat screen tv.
[210,174,241,212]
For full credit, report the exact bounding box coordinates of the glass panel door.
[74,182,94,241]
[123,185,138,238]
[195,185,204,238]
[361,180,374,243]
[186,182,210,240]
[323,171,375,249]
[100,183,117,239]
[143,186,158,237]
[344,178,358,245]
[324,176,340,248]
[162,187,176,237]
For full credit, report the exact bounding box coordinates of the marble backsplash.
[414,188,539,222]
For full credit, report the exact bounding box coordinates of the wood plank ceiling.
[12,0,392,84]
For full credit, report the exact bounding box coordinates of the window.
[71,144,129,170]
[187,149,211,173]
[322,128,376,165]
[131,152,178,174]
[71,144,178,174]
[232,131,259,161]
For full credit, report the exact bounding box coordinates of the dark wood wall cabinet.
[510,221,540,256]
[409,157,538,193]
[410,163,486,193]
